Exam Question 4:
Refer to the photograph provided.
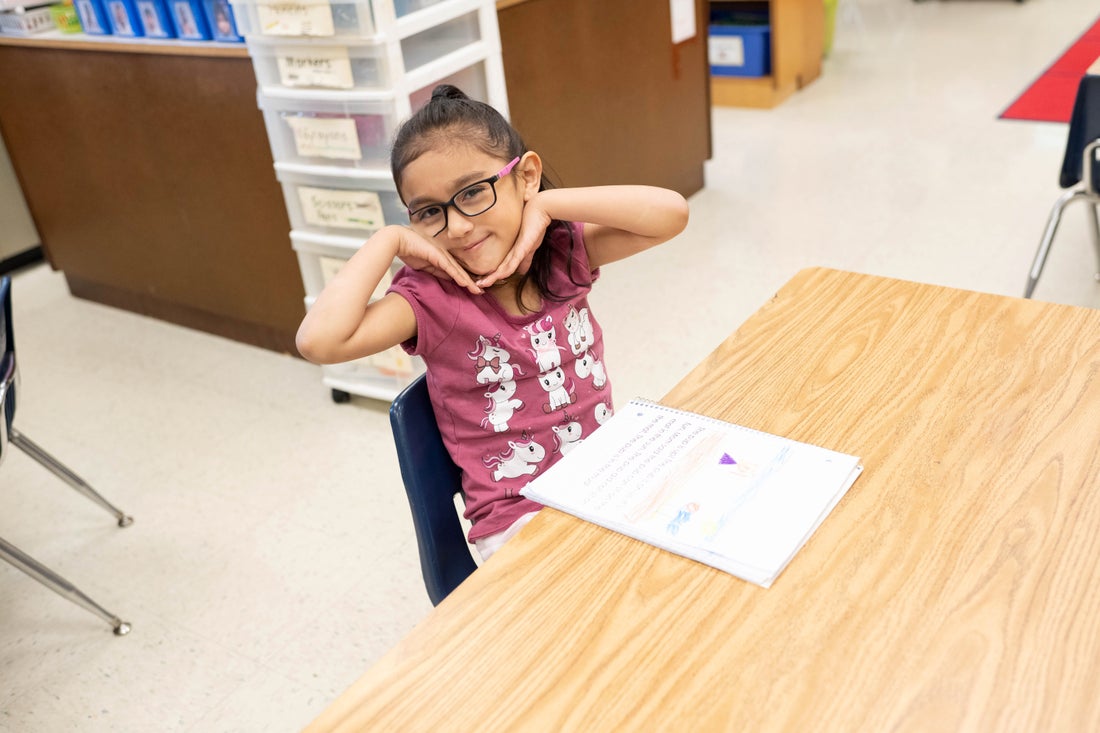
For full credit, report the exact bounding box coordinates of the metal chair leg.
[1089,202,1100,282]
[9,429,133,527]
[0,536,131,635]
[1025,189,1090,299]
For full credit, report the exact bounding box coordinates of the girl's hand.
[394,226,483,294]
[475,194,552,288]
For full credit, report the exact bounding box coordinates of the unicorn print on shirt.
[564,305,595,356]
[565,304,606,389]
[480,380,524,433]
[551,414,583,456]
[468,334,523,386]
[483,432,546,482]
[539,365,577,413]
[574,349,607,390]
[523,316,565,372]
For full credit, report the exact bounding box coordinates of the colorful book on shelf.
[521,399,863,588]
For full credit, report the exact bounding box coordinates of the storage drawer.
[290,229,395,296]
[400,8,479,72]
[248,35,391,91]
[276,163,406,238]
[230,0,375,38]
[258,88,396,169]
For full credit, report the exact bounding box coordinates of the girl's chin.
[460,259,506,280]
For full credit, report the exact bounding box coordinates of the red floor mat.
[1000,16,1100,123]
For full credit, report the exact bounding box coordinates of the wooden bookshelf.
[710,0,824,108]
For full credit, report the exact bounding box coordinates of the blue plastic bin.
[202,0,242,41]
[135,0,175,37]
[168,0,210,39]
[709,24,771,77]
[104,0,144,36]
[74,0,112,34]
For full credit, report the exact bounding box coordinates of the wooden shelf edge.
[0,30,248,57]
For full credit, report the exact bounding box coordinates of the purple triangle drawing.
[720,453,737,465]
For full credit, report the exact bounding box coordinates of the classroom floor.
[3,0,1100,730]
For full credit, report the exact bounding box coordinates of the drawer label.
[277,46,355,89]
[317,255,393,301]
[256,0,335,36]
[317,254,346,286]
[298,186,385,232]
[285,116,362,160]
[708,36,745,67]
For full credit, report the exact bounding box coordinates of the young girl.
[296,85,689,560]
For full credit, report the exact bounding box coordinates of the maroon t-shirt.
[388,222,615,541]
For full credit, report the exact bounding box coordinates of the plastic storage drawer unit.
[248,36,391,91]
[258,88,397,169]
[709,23,771,77]
[230,0,376,38]
[276,162,407,238]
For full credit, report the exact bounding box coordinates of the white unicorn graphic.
[564,305,595,356]
[483,434,546,482]
[468,334,523,385]
[594,401,614,426]
[552,417,583,456]
[524,316,565,372]
[480,380,524,433]
[538,366,576,413]
[574,349,607,390]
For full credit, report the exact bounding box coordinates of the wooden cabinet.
[0,37,304,354]
[497,0,711,198]
[710,0,824,108]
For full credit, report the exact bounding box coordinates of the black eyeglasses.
[407,157,521,237]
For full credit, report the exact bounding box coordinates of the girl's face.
[400,144,539,279]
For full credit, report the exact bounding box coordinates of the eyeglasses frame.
[407,156,522,237]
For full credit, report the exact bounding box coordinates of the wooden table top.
[306,268,1100,732]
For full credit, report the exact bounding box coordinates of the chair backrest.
[1,275,11,361]
[0,277,14,463]
[389,373,477,606]
[1060,75,1100,190]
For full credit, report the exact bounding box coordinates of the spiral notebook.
[521,399,863,588]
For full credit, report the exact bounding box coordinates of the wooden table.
[307,268,1100,731]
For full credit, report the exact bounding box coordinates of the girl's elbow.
[671,195,690,235]
[660,193,689,240]
[295,327,330,364]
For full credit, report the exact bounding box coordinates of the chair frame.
[0,276,132,635]
[1025,139,1100,298]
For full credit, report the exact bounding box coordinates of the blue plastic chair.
[389,374,477,606]
[0,275,133,634]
